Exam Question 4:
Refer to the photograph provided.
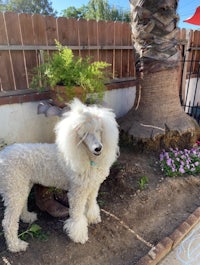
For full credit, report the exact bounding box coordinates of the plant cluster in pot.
[31,41,111,107]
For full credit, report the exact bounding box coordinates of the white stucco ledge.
[0,102,58,145]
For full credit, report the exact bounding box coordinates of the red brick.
[159,237,173,252]
[185,214,199,228]
[170,229,184,249]
[136,255,153,265]
[177,221,191,235]
[193,207,200,218]
[148,238,172,264]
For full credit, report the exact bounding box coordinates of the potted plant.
[31,41,110,106]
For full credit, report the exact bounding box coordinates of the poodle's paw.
[87,204,101,225]
[8,239,29,253]
[20,211,37,224]
[63,217,88,244]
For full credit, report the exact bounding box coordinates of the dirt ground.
[1,147,200,265]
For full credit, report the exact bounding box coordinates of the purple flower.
[160,154,164,161]
[172,167,176,172]
[180,161,185,166]
[165,152,169,159]
[191,149,197,155]
[174,152,178,157]
[186,159,190,164]
[166,159,172,166]
[159,147,200,176]
[179,167,185,174]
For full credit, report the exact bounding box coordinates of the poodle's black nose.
[94,146,102,153]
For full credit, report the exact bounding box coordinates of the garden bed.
[1,147,200,265]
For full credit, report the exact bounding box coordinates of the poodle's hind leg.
[2,186,33,252]
[20,186,37,224]
[63,187,89,244]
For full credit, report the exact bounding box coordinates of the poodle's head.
[55,98,119,163]
[72,103,103,156]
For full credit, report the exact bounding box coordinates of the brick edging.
[136,207,200,265]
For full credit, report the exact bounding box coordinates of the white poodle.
[0,98,119,252]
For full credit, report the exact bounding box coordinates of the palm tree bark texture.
[119,0,199,151]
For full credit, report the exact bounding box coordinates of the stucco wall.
[0,87,136,145]
[0,102,58,145]
[104,87,136,118]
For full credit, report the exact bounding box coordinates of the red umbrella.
[184,6,200,25]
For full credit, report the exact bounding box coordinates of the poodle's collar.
[90,160,97,167]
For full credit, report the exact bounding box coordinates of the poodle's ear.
[69,98,85,113]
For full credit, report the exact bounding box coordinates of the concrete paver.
[159,222,200,265]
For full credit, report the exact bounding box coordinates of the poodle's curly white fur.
[0,98,119,252]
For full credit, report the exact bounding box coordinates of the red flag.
[184,6,200,25]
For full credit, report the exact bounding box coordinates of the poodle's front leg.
[63,185,89,244]
[86,185,101,225]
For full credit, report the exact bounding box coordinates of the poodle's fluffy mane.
[55,99,119,176]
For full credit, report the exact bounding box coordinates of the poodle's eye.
[79,132,88,139]
[94,129,102,139]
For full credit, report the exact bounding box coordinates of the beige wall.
[0,87,136,145]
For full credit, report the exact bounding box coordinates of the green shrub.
[31,41,110,102]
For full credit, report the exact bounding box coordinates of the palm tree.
[119,0,199,150]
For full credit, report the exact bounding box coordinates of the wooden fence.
[1,12,200,105]
[0,12,135,98]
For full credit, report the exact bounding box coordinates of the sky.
[51,0,200,30]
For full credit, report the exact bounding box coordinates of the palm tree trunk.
[119,0,199,150]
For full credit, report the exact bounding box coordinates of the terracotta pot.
[50,85,84,107]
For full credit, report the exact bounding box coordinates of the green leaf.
[29,224,42,233]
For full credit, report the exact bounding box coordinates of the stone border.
[136,207,200,265]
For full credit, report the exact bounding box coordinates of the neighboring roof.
[184,6,200,26]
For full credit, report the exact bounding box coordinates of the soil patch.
[1,147,200,265]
